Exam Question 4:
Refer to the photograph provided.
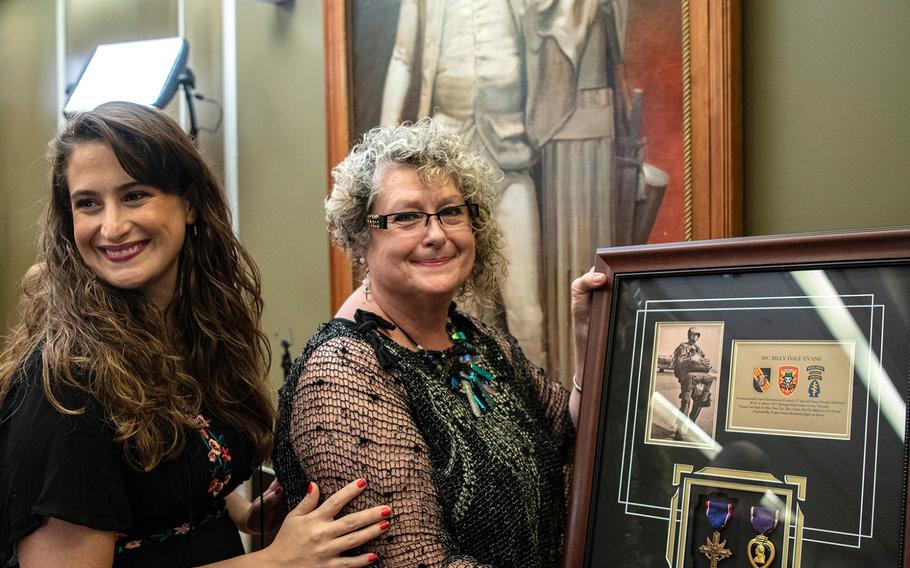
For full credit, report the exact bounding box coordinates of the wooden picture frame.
[322,0,742,312]
[566,227,910,567]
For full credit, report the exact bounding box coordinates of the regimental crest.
[753,367,771,393]
[778,365,799,396]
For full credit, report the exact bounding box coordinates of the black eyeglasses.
[366,203,479,232]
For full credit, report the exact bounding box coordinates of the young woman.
[0,102,390,567]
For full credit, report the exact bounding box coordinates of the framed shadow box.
[566,227,910,568]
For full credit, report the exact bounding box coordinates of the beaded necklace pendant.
[424,321,497,417]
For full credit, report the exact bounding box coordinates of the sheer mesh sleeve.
[273,315,569,567]
[286,335,491,567]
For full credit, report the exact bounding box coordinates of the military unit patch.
[752,367,771,393]
[807,365,824,398]
[745,364,824,398]
[808,379,821,397]
[778,365,799,396]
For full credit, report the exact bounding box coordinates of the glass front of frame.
[586,261,910,567]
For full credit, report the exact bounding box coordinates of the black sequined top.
[273,310,574,567]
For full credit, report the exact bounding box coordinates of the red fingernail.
[381,506,392,518]
[306,482,313,495]
[357,478,367,488]
[368,553,379,563]
[379,521,390,531]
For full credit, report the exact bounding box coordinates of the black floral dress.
[0,350,254,567]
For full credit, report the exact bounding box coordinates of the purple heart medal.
[698,497,733,568]
[747,506,779,568]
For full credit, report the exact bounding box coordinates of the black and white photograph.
[645,321,724,447]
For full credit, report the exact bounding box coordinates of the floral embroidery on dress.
[193,414,234,497]
[114,414,234,554]
[114,509,224,554]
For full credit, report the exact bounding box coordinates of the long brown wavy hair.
[0,102,274,471]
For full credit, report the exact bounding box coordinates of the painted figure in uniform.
[380,0,638,384]
[527,0,629,381]
[380,0,550,366]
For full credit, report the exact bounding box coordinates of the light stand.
[177,68,199,142]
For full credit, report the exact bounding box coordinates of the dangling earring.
[358,258,370,300]
[189,224,197,238]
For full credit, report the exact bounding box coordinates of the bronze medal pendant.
[747,534,775,568]
[747,506,779,568]
[699,497,733,568]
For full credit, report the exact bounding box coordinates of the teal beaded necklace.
[393,318,497,417]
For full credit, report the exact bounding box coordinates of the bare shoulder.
[334,288,368,321]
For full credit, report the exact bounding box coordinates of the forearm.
[570,330,586,427]
[199,548,271,568]
[224,490,253,534]
[569,382,581,428]
[568,269,609,429]
[18,518,116,568]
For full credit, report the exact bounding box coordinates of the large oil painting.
[325,0,742,384]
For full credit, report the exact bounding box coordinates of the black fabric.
[273,310,574,567]
[0,350,252,567]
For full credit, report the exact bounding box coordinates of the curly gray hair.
[326,118,507,304]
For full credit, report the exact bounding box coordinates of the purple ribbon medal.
[751,506,778,534]
[747,506,779,568]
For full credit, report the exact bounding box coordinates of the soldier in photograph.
[672,327,714,440]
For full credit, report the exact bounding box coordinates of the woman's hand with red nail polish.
[257,478,390,567]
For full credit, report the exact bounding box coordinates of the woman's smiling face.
[67,141,195,309]
[365,165,476,306]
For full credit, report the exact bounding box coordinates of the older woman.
[273,120,605,566]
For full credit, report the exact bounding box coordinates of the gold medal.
[747,506,779,568]
[699,531,733,568]
[700,497,733,567]
[747,533,775,568]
